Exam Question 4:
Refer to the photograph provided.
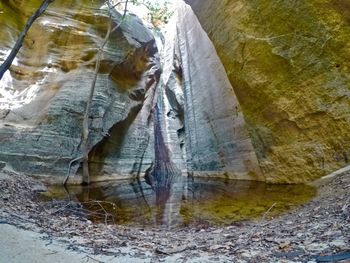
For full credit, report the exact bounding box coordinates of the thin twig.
[8,212,36,223]
[261,202,276,223]
[111,0,129,32]
[79,200,118,224]
[247,202,277,240]
[63,156,83,186]
[95,201,109,225]
[84,255,105,263]
[0,0,55,80]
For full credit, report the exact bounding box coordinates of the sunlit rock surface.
[0,0,156,179]
[0,1,262,182]
[187,0,350,182]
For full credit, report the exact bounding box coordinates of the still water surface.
[43,176,316,228]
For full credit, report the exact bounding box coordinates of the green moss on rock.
[187,0,350,182]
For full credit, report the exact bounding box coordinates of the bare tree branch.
[63,156,83,186]
[80,0,129,185]
[0,0,55,80]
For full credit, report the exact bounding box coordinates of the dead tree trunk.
[0,0,55,81]
[80,0,129,185]
[63,0,129,186]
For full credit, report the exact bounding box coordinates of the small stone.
[32,184,47,193]
[251,236,260,242]
[212,229,223,234]
[279,241,291,249]
[313,206,321,212]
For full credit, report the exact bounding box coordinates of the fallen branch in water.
[261,202,277,223]
[86,200,117,225]
[63,156,83,186]
[45,199,117,224]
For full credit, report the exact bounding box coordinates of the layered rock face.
[172,3,262,179]
[0,0,157,181]
[187,0,350,182]
[0,1,262,182]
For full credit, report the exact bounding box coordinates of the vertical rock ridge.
[173,2,263,180]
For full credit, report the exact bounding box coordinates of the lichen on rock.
[187,0,350,182]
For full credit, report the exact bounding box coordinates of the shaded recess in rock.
[88,104,143,176]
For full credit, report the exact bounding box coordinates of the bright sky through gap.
[112,0,179,28]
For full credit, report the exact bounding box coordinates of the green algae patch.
[41,177,316,228]
[180,178,316,226]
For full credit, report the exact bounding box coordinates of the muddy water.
[42,176,316,228]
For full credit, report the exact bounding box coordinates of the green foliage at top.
[130,0,174,27]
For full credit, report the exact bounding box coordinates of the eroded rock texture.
[7,0,344,183]
[173,3,262,180]
[187,0,350,182]
[0,1,263,182]
[0,0,156,181]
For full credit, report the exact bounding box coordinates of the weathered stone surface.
[0,0,156,181]
[0,0,265,183]
[187,0,350,182]
[172,2,262,180]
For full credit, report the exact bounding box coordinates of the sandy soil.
[0,168,349,262]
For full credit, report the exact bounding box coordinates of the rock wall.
[0,0,157,182]
[0,0,263,182]
[187,0,350,182]
[173,2,262,180]
[8,0,343,183]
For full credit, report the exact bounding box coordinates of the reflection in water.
[43,176,316,228]
[148,103,183,226]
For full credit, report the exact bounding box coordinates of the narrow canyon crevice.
[3,0,347,184]
[0,1,263,183]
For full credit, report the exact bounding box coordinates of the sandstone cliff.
[187,0,350,182]
[0,1,262,182]
[0,0,157,181]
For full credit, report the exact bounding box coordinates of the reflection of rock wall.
[187,0,350,182]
